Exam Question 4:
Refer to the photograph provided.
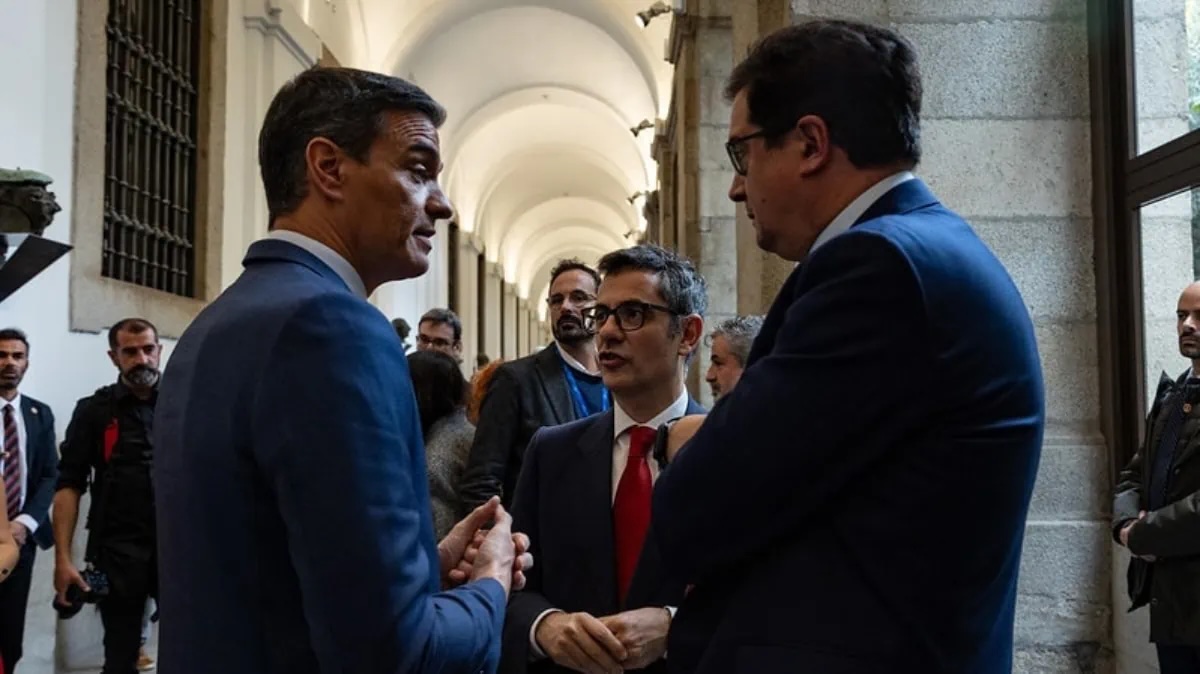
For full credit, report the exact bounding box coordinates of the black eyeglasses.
[547,290,596,308]
[583,301,678,332]
[417,335,454,349]
[726,129,767,176]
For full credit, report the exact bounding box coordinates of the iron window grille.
[102,0,201,297]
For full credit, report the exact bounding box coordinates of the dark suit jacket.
[503,401,703,674]
[653,179,1045,674]
[16,395,56,549]
[458,346,579,514]
[153,239,506,674]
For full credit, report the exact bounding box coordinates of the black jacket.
[457,346,578,514]
[57,382,157,562]
[501,406,701,674]
[1114,369,1200,645]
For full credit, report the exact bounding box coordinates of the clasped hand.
[1119,510,1157,562]
[438,496,534,594]
[536,607,670,674]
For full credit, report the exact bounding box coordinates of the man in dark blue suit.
[154,68,526,674]
[654,21,1045,673]
[503,246,706,674]
[0,328,56,671]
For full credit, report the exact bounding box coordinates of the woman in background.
[407,350,474,539]
[467,358,504,425]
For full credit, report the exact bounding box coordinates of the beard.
[0,367,21,391]
[123,364,160,388]
[553,315,592,345]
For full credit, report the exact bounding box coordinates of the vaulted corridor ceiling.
[345,0,674,303]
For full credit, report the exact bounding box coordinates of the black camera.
[53,566,110,620]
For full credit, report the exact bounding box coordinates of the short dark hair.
[549,258,600,292]
[597,245,708,319]
[258,67,447,225]
[726,20,922,167]
[108,318,158,350]
[0,328,29,352]
[407,350,468,438]
[709,315,765,367]
[475,353,491,368]
[419,308,462,342]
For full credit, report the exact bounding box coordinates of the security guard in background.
[53,318,161,674]
[1115,281,1200,674]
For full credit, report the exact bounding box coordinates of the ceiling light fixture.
[630,119,655,136]
[636,1,673,28]
[627,191,646,205]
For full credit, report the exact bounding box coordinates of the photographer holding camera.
[54,318,161,674]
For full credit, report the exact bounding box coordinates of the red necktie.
[3,405,21,521]
[613,425,656,602]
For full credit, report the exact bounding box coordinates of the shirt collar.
[613,388,690,439]
[268,230,367,298]
[1,392,21,412]
[555,341,599,376]
[808,171,915,257]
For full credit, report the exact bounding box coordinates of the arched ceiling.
[353,0,673,298]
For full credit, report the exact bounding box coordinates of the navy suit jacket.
[17,395,56,549]
[502,401,703,674]
[154,240,506,674]
[653,179,1045,673]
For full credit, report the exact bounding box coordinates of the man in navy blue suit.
[502,245,706,674]
[0,328,56,671]
[654,20,1045,673]
[154,68,527,674]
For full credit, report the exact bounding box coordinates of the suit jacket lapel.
[573,412,617,606]
[534,346,575,424]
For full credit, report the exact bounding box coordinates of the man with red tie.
[501,245,707,674]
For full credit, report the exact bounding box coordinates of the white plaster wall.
[222,0,323,289]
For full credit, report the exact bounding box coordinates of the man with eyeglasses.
[416,308,463,362]
[500,244,705,674]
[652,20,1044,674]
[458,259,608,514]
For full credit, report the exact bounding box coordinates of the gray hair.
[709,315,764,366]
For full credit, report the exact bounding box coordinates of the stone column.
[518,299,533,356]
[484,264,502,361]
[503,285,518,360]
[787,0,1110,668]
[456,235,482,367]
[528,310,541,352]
[668,3,737,406]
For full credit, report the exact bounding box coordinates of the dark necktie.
[3,404,21,521]
[613,426,655,602]
[1149,383,1196,510]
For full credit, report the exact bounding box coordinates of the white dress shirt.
[808,170,916,257]
[268,229,367,299]
[1,394,38,534]
[610,390,690,502]
[529,389,690,659]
